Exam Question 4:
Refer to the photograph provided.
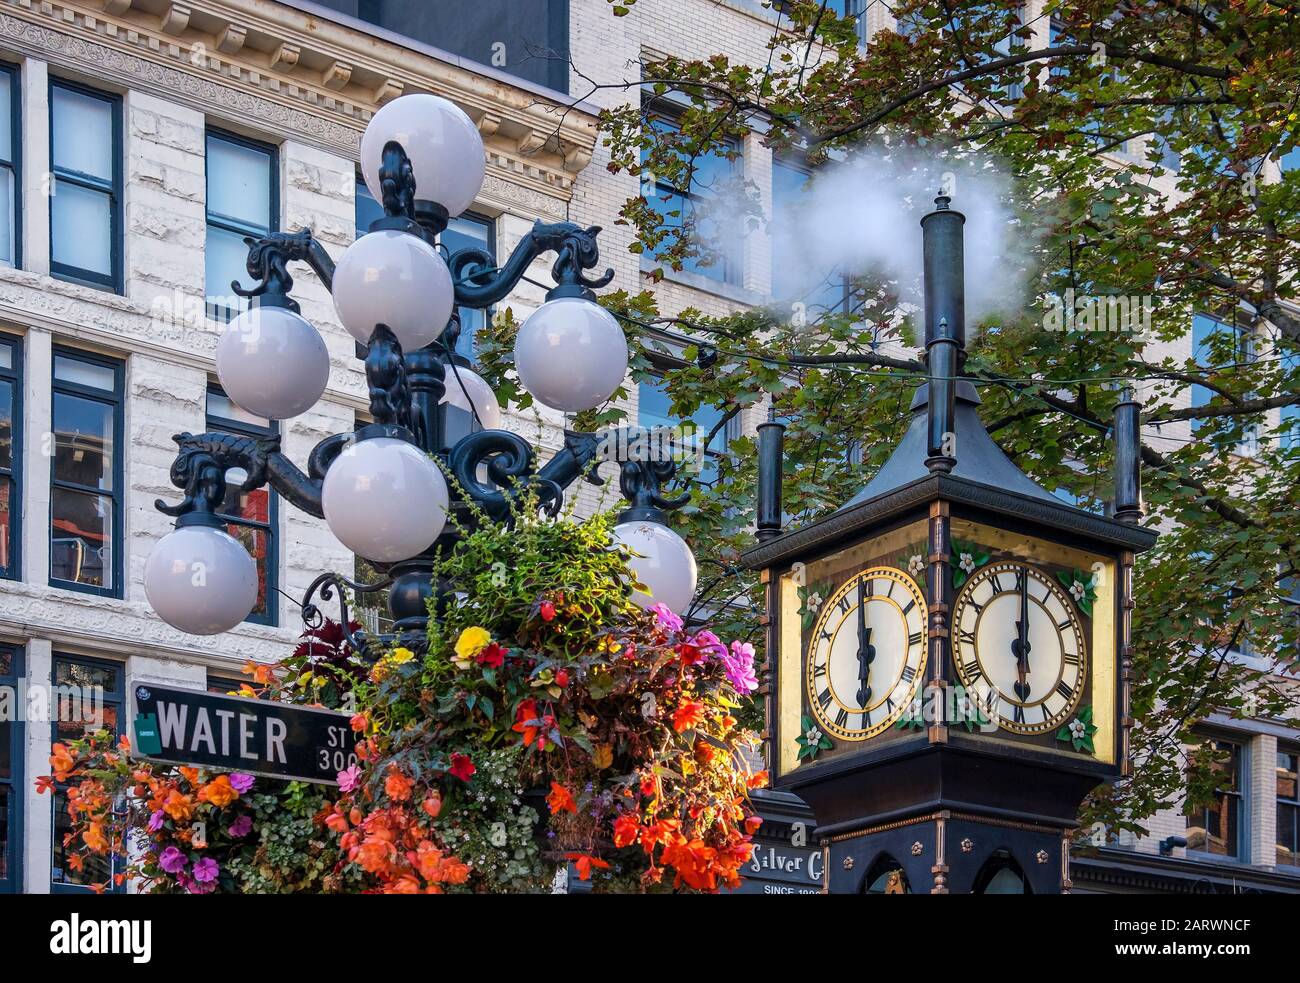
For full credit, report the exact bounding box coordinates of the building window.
[440,214,494,360]
[642,112,742,286]
[1278,751,1300,869]
[207,671,246,695]
[637,370,733,489]
[50,655,124,893]
[1192,313,1256,451]
[771,159,850,316]
[1185,738,1244,860]
[206,131,277,321]
[49,81,121,291]
[50,349,123,596]
[0,644,21,894]
[355,174,383,238]
[0,62,20,268]
[206,387,277,625]
[0,333,20,579]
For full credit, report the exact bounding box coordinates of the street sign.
[132,683,358,785]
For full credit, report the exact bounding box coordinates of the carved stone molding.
[0,0,596,206]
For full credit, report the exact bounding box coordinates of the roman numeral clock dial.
[952,561,1087,735]
[806,566,928,741]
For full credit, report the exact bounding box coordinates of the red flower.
[547,782,578,815]
[671,700,705,733]
[448,753,475,782]
[512,698,542,747]
[564,852,611,881]
[475,643,508,668]
[612,813,640,848]
[350,713,368,733]
[554,668,569,687]
[539,600,556,622]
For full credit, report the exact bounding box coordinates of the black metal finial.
[756,417,786,542]
[1113,387,1143,523]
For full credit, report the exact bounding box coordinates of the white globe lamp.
[360,93,485,218]
[332,230,454,352]
[215,305,330,420]
[440,365,502,430]
[322,437,449,562]
[514,297,628,412]
[612,520,698,615]
[145,523,259,635]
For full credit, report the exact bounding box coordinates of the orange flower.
[546,782,577,815]
[82,822,109,853]
[179,767,201,787]
[198,775,240,808]
[356,835,396,874]
[162,789,194,822]
[564,852,611,882]
[384,768,414,802]
[744,815,764,835]
[49,743,75,779]
[421,794,443,819]
[512,698,542,747]
[612,813,640,849]
[34,775,57,796]
[350,713,368,733]
[694,740,717,765]
[671,700,705,733]
[747,770,769,790]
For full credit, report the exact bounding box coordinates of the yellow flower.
[389,647,415,665]
[453,627,491,670]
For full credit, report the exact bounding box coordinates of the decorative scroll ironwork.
[300,571,395,655]
[448,220,615,308]
[232,229,337,302]
[379,141,416,220]
[156,432,280,519]
[365,325,413,429]
[618,458,691,520]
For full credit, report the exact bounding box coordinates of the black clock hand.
[1010,569,1032,703]
[856,577,874,708]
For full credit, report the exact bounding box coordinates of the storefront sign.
[132,684,357,785]
[724,819,824,895]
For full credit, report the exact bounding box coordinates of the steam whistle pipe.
[1113,387,1143,523]
[756,415,786,542]
[921,194,966,474]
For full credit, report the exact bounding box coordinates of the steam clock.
[744,195,1157,893]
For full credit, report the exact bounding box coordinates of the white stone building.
[0,0,1294,894]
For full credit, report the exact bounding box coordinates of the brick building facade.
[0,0,1294,893]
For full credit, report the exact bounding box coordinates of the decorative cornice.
[0,0,594,211]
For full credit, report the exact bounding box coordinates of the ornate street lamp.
[145,93,698,649]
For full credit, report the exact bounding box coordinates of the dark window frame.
[0,643,23,894]
[642,107,744,287]
[439,211,495,362]
[49,346,124,598]
[636,353,738,493]
[1185,736,1247,862]
[49,653,125,894]
[205,128,279,321]
[1278,748,1300,871]
[0,332,21,581]
[0,60,22,269]
[48,79,123,293]
[206,384,279,627]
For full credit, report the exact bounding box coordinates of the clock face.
[952,561,1087,735]
[805,566,928,741]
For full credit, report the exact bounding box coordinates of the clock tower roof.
[840,379,1059,510]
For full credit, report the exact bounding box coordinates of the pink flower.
[337,764,363,792]
[227,814,253,838]
[158,846,187,874]
[689,629,727,661]
[649,603,683,633]
[229,773,255,794]
[147,809,165,833]
[192,857,219,884]
[722,640,759,693]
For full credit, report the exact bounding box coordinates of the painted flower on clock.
[907,554,925,577]
[1056,704,1097,753]
[795,715,834,760]
[1056,568,1099,617]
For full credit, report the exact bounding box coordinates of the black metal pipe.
[921,194,965,473]
[1113,387,1143,523]
[756,418,785,542]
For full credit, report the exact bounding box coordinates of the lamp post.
[145,93,698,654]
